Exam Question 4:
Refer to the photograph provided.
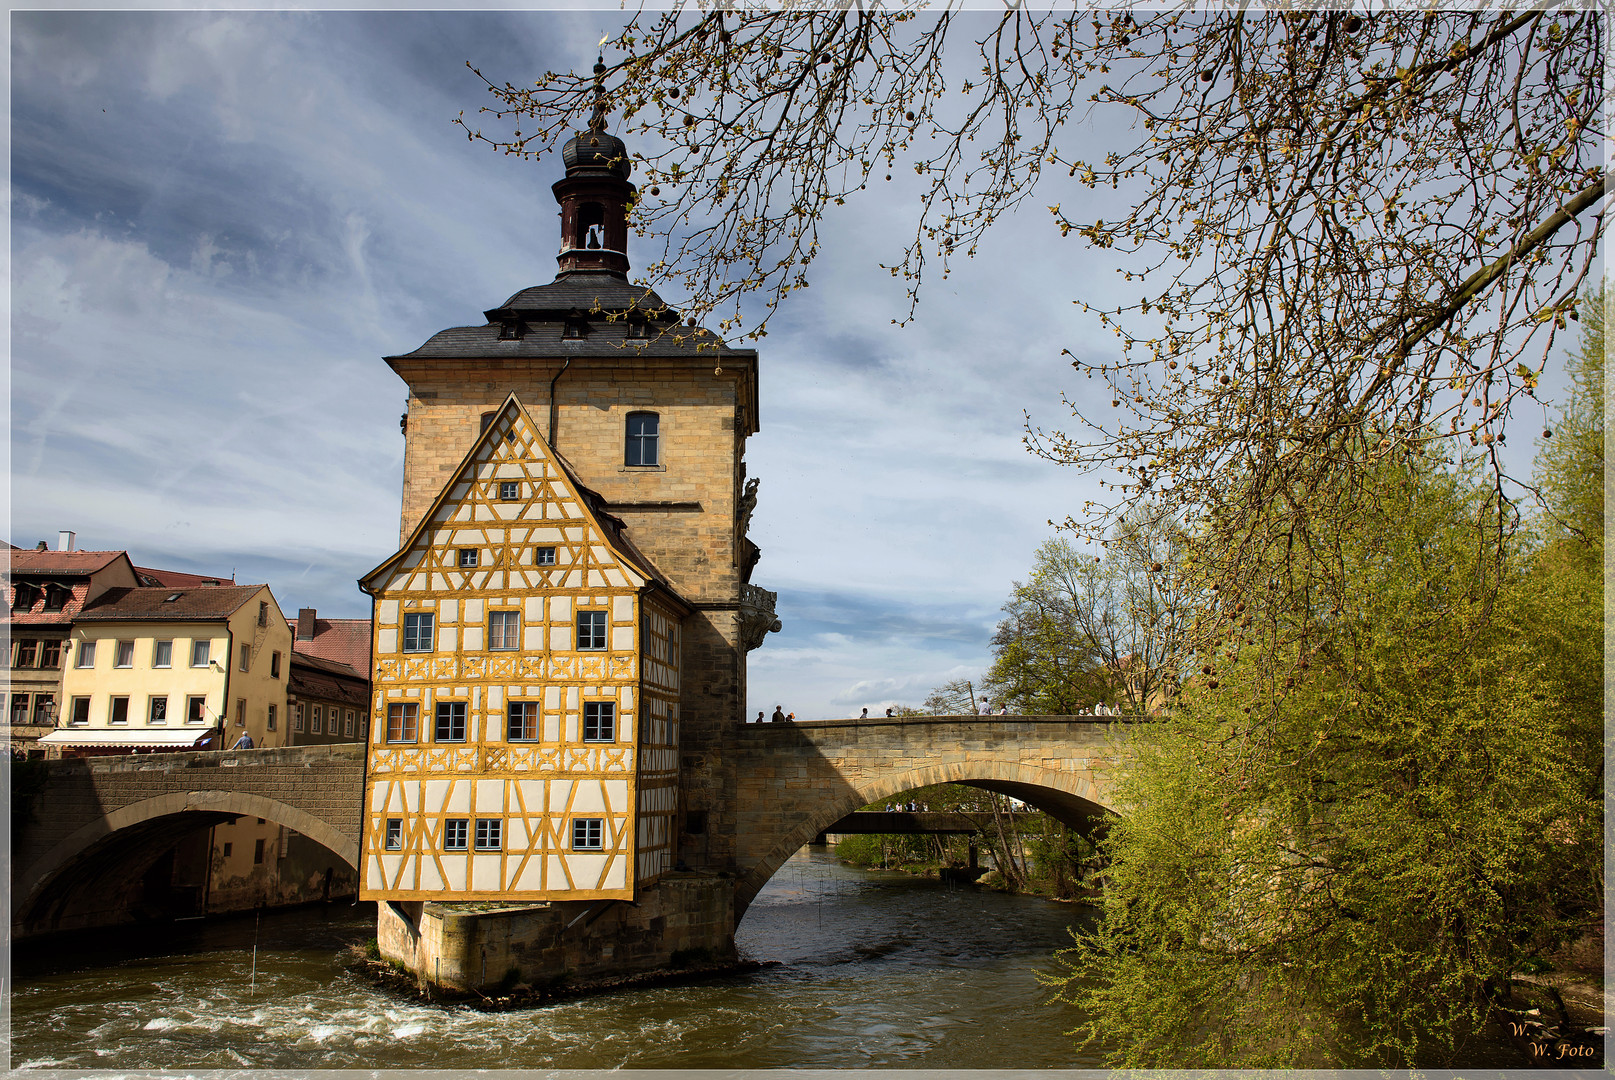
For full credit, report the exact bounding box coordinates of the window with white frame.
[384,819,403,850]
[115,640,134,668]
[536,547,557,566]
[576,610,607,650]
[311,705,323,734]
[191,640,210,667]
[70,697,90,725]
[294,703,305,732]
[148,696,168,724]
[499,481,520,500]
[186,696,207,724]
[474,819,502,851]
[153,640,173,668]
[489,610,519,651]
[458,548,478,569]
[402,613,434,653]
[109,697,130,725]
[267,704,277,731]
[443,819,469,851]
[239,643,251,672]
[77,641,96,669]
[571,818,604,850]
[507,701,539,741]
[345,710,355,736]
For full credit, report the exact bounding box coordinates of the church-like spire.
[555,56,635,277]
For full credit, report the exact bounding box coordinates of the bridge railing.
[29,742,366,775]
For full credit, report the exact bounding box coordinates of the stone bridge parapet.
[12,743,366,937]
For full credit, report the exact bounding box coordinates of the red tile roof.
[289,618,373,677]
[133,566,235,587]
[6,550,129,576]
[76,584,268,621]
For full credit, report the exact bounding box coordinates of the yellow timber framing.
[358,394,688,902]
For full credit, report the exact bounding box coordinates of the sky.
[6,8,1578,722]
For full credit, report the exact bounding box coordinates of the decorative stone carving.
[738,583,782,651]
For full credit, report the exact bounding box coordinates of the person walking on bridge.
[771,705,786,723]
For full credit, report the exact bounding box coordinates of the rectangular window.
[10,693,28,724]
[148,696,168,725]
[345,710,355,736]
[384,819,403,851]
[236,698,247,728]
[40,640,62,668]
[13,640,38,668]
[535,547,556,566]
[11,584,36,611]
[571,818,604,850]
[583,701,616,742]
[70,697,91,725]
[76,640,96,668]
[499,481,519,500]
[489,610,519,651]
[387,703,419,743]
[186,696,207,724]
[239,644,251,672]
[311,705,323,734]
[115,640,134,668]
[294,704,305,733]
[153,640,173,668]
[254,839,266,864]
[42,585,68,612]
[507,701,539,742]
[402,613,434,653]
[474,819,502,851]
[270,651,281,678]
[443,819,469,851]
[267,704,277,732]
[191,640,211,667]
[32,693,54,726]
[625,411,659,466]
[576,610,607,651]
[110,697,130,725]
[222,842,232,857]
[435,701,466,743]
[458,548,478,568]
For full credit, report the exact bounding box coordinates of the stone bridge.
[11,743,365,938]
[728,715,1132,918]
[11,717,1130,936]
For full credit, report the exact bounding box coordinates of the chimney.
[298,608,317,641]
[57,531,76,552]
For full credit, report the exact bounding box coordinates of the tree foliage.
[462,9,1607,632]
[984,519,1194,715]
[1044,449,1603,1067]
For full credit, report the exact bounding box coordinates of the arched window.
[625,412,659,466]
[579,202,605,249]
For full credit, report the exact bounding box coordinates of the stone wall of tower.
[391,355,757,871]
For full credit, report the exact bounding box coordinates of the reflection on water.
[11,847,1099,1069]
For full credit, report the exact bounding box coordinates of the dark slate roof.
[387,272,755,362]
[76,584,266,621]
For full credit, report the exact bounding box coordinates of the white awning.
[38,727,215,749]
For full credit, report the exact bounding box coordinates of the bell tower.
[553,59,635,278]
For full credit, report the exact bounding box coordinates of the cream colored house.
[359,396,687,902]
[45,584,293,754]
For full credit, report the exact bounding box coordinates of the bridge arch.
[733,757,1117,920]
[14,789,359,935]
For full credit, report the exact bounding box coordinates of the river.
[11,846,1102,1070]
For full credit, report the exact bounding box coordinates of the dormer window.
[562,309,590,340]
[498,318,526,341]
[12,583,38,611]
[627,318,648,339]
[42,585,69,612]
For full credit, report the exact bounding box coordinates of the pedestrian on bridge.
[771,706,786,723]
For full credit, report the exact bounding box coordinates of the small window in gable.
[499,481,520,501]
[458,548,479,569]
[480,411,497,434]
[535,547,557,566]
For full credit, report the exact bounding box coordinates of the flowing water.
[10,847,1102,1069]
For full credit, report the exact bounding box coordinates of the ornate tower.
[376,74,776,877]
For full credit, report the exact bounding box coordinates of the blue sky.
[7,9,1575,721]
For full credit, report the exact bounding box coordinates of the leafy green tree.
[1045,449,1602,1067]
[1537,280,1606,548]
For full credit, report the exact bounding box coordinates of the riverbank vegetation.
[832,783,1099,900]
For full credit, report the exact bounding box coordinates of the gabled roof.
[359,394,690,615]
[289,617,373,677]
[75,584,270,622]
[5,550,131,577]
